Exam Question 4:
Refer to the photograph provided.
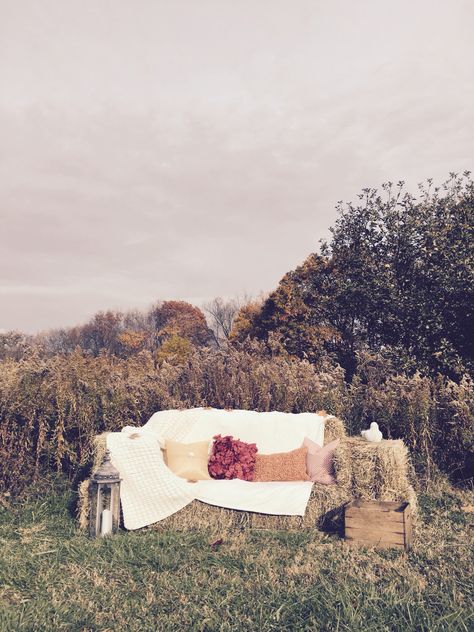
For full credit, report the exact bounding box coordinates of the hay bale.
[336,438,418,518]
[76,421,417,533]
[332,440,353,490]
[148,500,249,533]
[92,432,109,471]
[323,416,346,443]
[77,479,90,530]
[147,484,353,533]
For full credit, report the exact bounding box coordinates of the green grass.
[0,479,473,632]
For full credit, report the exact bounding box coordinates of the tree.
[229,300,265,344]
[155,334,194,366]
[229,257,340,367]
[321,173,474,377]
[116,330,148,355]
[235,173,473,379]
[203,297,241,347]
[0,331,33,361]
[148,301,213,346]
[78,311,124,356]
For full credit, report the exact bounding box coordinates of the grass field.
[0,478,473,632]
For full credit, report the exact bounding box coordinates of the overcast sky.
[1,1,473,333]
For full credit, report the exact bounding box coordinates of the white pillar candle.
[100,509,113,536]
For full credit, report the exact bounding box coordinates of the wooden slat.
[345,526,405,545]
[345,508,404,523]
[345,538,406,551]
[346,500,408,513]
[345,514,404,530]
[403,509,413,550]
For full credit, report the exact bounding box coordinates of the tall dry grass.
[347,352,474,481]
[0,343,472,494]
[0,342,346,494]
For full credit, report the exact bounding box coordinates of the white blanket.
[106,408,327,530]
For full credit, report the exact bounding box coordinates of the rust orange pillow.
[253,446,310,482]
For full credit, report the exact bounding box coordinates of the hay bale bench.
[78,410,417,533]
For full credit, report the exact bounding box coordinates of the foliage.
[0,343,346,495]
[2,301,214,359]
[116,329,148,355]
[1,344,472,496]
[322,172,474,378]
[230,256,341,370]
[149,300,213,346]
[229,299,266,343]
[155,334,194,366]
[0,331,32,361]
[347,352,474,481]
[235,173,474,380]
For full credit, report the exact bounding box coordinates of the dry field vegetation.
[1,344,472,495]
[1,175,472,629]
[0,337,473,630]
[0,475,472,631]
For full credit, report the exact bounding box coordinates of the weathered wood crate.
[344,500,413,551]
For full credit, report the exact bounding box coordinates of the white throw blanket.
[106,408,327,530]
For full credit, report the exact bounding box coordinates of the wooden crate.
[344,500,413,551]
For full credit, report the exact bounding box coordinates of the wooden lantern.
[89,449,121,538]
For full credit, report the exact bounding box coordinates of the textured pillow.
[208,435,257,481]
[164,439,211,480]
[253,446,310,482]
[303,437,340,485]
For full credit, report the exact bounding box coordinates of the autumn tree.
[148,301,213,346]
[116,330,148,355]
[155,334,194,366]
[229,299,264,343]
[78,311,124,356]
[0,331,33,361]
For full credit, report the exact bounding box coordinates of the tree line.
[1,172,473,382]
[231,172,473,381]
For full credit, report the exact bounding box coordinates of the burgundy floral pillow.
[208,435,258,481]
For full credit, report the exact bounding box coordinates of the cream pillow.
[164,439,211,480]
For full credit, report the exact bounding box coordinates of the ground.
[0,478,472,632]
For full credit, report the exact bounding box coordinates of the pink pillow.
[303,437,340,485]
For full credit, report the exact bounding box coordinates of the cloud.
[1,1,473,332]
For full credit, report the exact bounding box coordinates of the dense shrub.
[232,174,474,380]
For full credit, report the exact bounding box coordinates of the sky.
[1,0,473,334]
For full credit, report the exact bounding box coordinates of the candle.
[101,509,113,536]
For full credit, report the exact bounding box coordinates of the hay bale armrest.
[333,437,418,520]
[77,432,110,530]
[322,415,346,443]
